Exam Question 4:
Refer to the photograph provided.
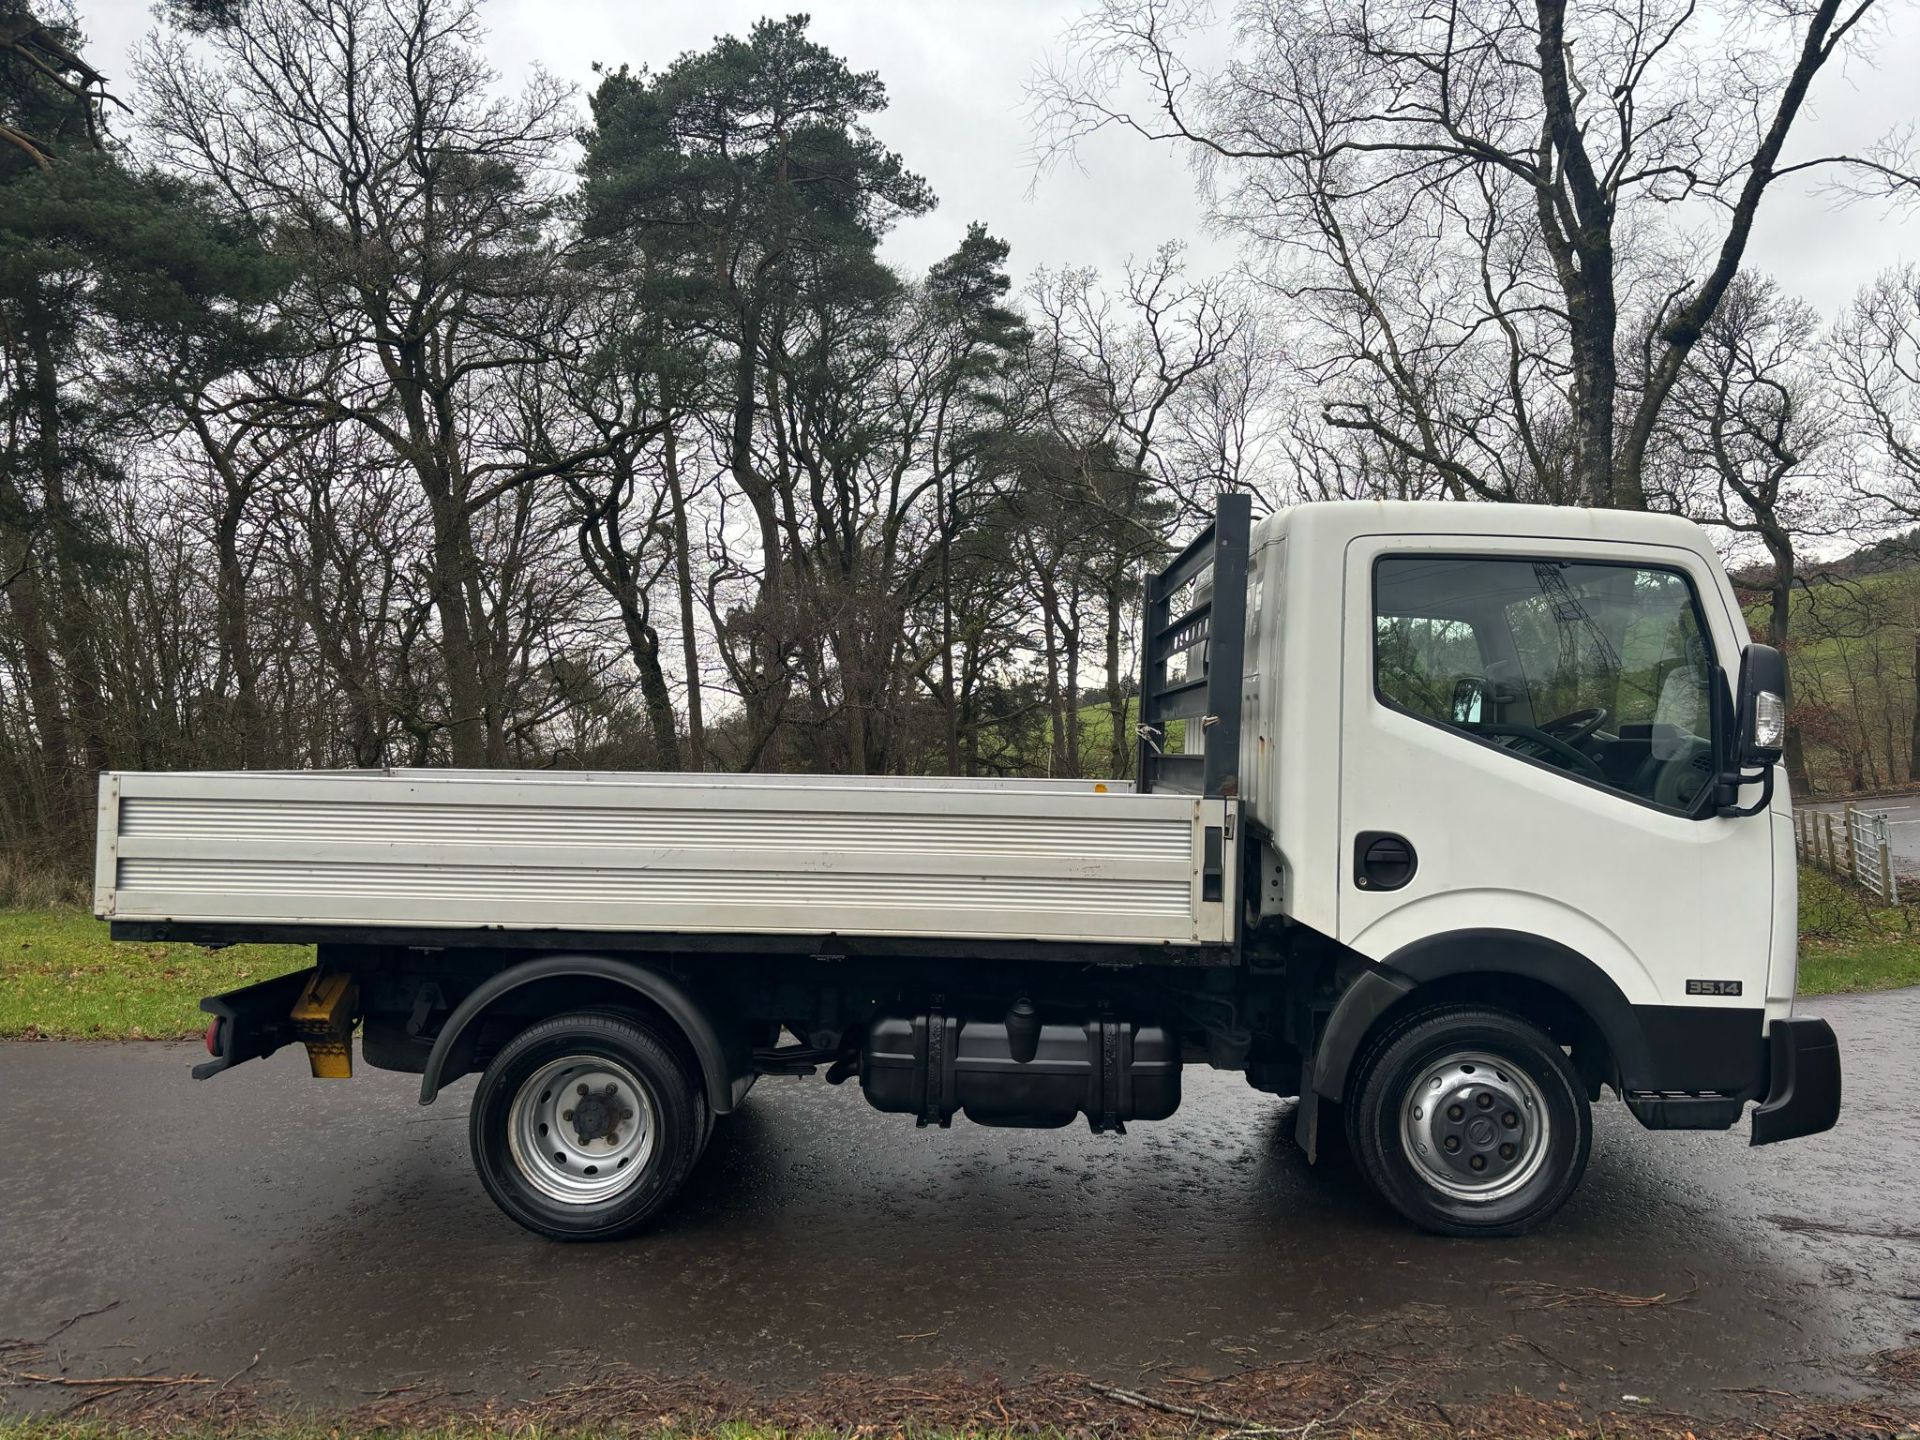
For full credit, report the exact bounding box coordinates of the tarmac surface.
[2,988,1917,1421]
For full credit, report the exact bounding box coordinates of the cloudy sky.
[74,0,1920,317]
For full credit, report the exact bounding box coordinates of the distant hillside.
[1730,528,1920,592]
[1776,566,1920,797]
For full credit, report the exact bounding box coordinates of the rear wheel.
[469,1010,706,1241]
[1346,1004,1591,1237]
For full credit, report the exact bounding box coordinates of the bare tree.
[1034,0,1912,508]
[1832,265,1920,520]
[141,0,632,766]
[1027,245,1242,773]
[1662,271,1836,788]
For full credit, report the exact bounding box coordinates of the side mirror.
[1715,643,1787,818]
[1450,676,1485,725]
[1735,643,1788,768]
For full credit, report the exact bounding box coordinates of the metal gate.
[1794,803,1900,904]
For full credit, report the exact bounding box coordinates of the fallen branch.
[1087,1379,1400,1438]
[18,1373,212,1387]
[0,1299,123,1354]
[1498,1277,1698,1309]
[216,1352,261,1393]
[42,1300,122,1343]
[1089,1381,1248,1426]
[58,1383,129,1417]
[1766,1213,1920,1243]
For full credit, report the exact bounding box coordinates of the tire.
[469,1010,706,1241]
[1345,1004,1591,1237]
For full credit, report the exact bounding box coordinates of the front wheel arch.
[1311,930,1645,1103]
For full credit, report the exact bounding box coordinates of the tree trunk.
[960,643,981,778]
[1038,574,1064,775]
[31,322,109,775]
[620,602,681,771]
[662,416,704,771]
[938,477,960,774]
[1103,566,1127,779]
[842,611,869,776]
[1762,530,1809,795]
[1567,282,1625,508]
[1908,633,1920,786]
[1063,585,1082,779]
[3,553,73,831]
[728,313,787,769]
[427,488,488,768]
[213,487,262,767]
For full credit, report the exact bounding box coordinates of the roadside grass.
[0,1427,843,1440]
[0,862,1913,1043]
[0,909,306,1040]
[1796,864,1920,995]
[0,1427,864,1440]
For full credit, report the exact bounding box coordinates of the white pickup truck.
[94,497,1840,1239]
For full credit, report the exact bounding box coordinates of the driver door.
[1336,532,1775,1014]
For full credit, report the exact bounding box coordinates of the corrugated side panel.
[119,799,1186,861]
[105,775,1223,944]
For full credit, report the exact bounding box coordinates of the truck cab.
[1244,502,1785,1028]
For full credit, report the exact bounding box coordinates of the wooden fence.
[1795,803,1901,904]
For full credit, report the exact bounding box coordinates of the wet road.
[2,989,1916,1418]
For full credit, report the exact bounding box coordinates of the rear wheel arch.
[418,954,747,1116]
[1312,929,1651,1103]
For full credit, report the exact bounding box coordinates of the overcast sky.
[74,0,1920,317]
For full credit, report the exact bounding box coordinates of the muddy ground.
[2,988,1916,1435]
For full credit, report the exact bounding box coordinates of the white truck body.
[94,498,1839,1241]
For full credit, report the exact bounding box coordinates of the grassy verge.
[0,909,306,1039]
[0,1428,826,1440]
[1796,864,1920,995]
[0,1428,820,1440]
[0,866,1915,1042]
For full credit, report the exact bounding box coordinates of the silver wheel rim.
[1400,1049,1550,1202]
[507,1054,656,1205]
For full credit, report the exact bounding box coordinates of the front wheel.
[469,1010,706,1241]
[1346,1004,1591,1237]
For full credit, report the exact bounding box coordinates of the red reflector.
[205,1018,221,1056]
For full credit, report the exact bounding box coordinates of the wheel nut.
[1447,1104,1464,1121]
[1502,1111,1519,1128]
[563,1109,574,1121]
[606,1131,619,1146]
[1470,1154,1487,1171]
[1499,1142,1516,1160]
[577,1084,589,1097]
[1476,1093,1493,1109]
[1444,1136,1460,1152]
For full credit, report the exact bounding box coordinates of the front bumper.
[1750,1015,1842,1146]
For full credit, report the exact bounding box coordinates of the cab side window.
[1374,556,1717,812]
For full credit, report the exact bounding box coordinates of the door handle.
[1354,832,1417,891]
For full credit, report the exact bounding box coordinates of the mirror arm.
[1716,765,1774,819]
